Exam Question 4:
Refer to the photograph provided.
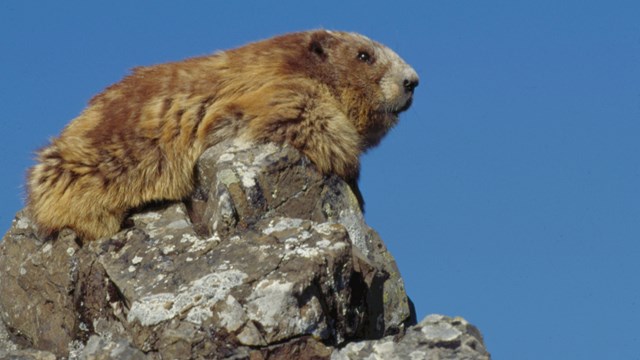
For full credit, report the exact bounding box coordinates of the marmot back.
[27,30,419,241]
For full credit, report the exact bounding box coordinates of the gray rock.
[0,141,489,359]
[333,314,490,360]
[74,335,146,360]
[0,216,91,356]
[0,320,58,360]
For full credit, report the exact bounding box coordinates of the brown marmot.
[27,30,419,241]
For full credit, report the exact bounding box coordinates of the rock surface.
[0,141,490,359]
[333,314,490,360]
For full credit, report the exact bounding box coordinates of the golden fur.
[27,30,419,241]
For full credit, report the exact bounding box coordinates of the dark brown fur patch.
[192,96,216,139]
[162,98,174,118]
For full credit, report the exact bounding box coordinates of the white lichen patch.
[217,261,230,271]
[166,219,190,229]
[264,220,348,261]
[409,350,428,360]
[262,218,304,235]
[128,266,136,273]
[217,192,235,215]
[218,295,246,332]
[218,169,239,186]
[66,247,76,256]
[338,209,369,257]
[67,340,85,359]
[372,340,396,358]
[283,236,341,261]
[218,153,235,162]
[299,230,312,240]
[131,212,162,222]
[421,314,444,323]
[284,243,322,260]
[244,279,328,344]
[245,280,294,328]
[421,321,462,342]
[131,256,143,264]
[161,244,176,255]
[178,233,220,253]
[234,162,257,188]
[127,270,247,326]
[350,341,368,353]
[284,236,302,247]
[231,137,254,151]
[312,222,337,236]
[180,234,196,243]
[186,306,213,324]
[330,242,348,251]
[208,233,221,243]
[41,243,52,254]
[78,322,89,332]
[316,239,331,248]
[315,238,348,252]
[16,217,31,229]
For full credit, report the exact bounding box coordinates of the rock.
[74,335,146,360]
[0,215,86,355]
[333,314,491,360]
[0,320,56,360]
[0,140,490,359]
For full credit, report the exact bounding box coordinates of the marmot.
[27,30,419,241]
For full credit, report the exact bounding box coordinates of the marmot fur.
[27,30,419,241]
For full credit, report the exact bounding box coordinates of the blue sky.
[1,1,639,358]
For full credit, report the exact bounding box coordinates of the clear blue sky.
[1,1,638,358]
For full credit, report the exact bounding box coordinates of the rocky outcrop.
[0,141,490,359]
[333,315,489,360]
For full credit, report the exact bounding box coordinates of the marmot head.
[280,30,419,149]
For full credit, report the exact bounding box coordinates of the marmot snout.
[27,30,419,241]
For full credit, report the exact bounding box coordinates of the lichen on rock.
[0,142,490,359]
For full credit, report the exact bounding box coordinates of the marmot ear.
[309,40,325,59]
[308,32,331,61]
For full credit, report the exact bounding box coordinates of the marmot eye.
[357,51,372,63]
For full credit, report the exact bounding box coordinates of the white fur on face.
[376,44,418,112]
[330,31,418,112]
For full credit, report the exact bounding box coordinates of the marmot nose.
[403,78,419,92]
